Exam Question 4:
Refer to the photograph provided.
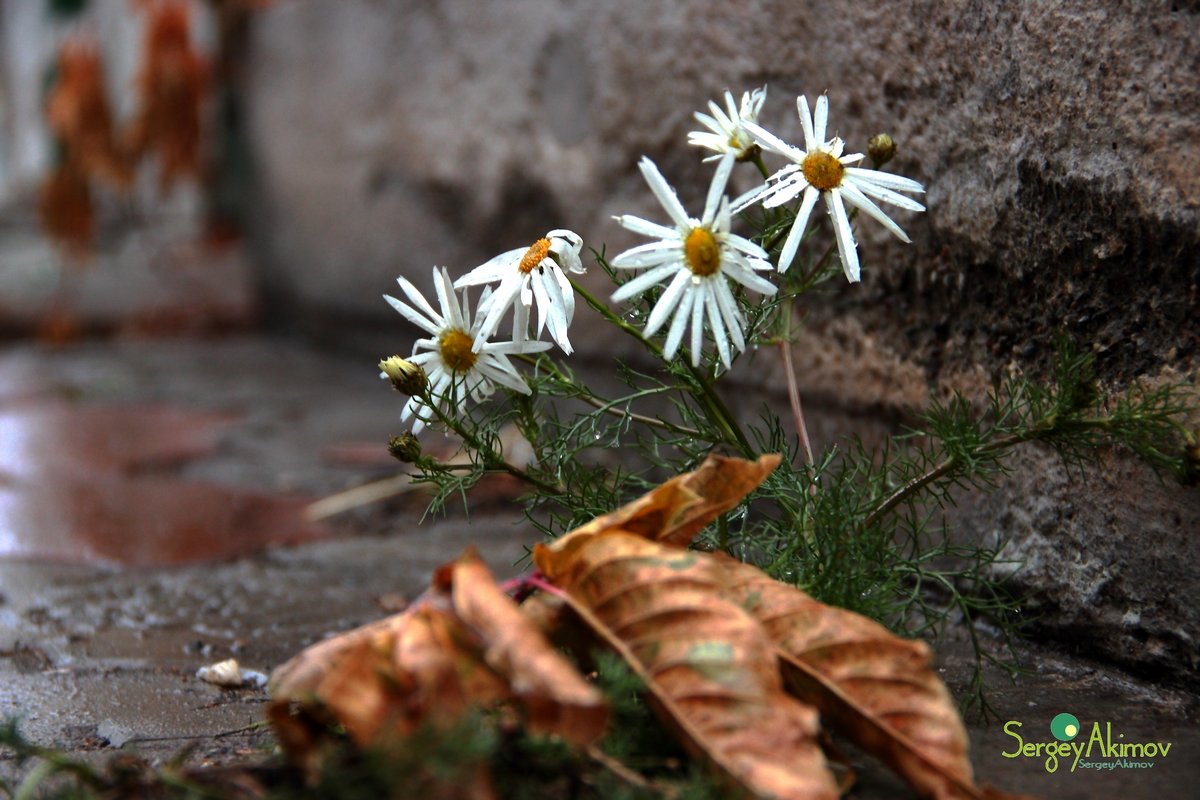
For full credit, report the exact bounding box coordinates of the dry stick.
[304,473,422,521]
[123,722,269,745]
[586,744,677,798]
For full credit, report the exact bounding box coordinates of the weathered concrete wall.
[247,0,1200,680]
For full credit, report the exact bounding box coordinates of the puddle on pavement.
[0,401,329,566]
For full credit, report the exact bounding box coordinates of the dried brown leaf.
[718,556,1018,800]
[440,549,609,746]
[534,531,838,800]
[268,596,504,772]
[270,549,607,776]
[547,454,779,566]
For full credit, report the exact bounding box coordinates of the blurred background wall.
[2,0,1198,682]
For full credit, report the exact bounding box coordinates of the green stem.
[687,362,755,457]
[516,353,702,438]
[572,277,754,457]
[423,395,565,496]
[750,151,772,181]
[570,277,665,357]
[860,413,1122,529]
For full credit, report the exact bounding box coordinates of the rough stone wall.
[242,1,1199,679]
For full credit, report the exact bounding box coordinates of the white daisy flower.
[454,229,585,355]
[384,266,551,434]
[687,86,768,162]
[611,154,777,369]
[737,94,926,282]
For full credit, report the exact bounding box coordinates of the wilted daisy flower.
[738,94,925,282]
[611,154,776,369]
[687,86,767,162]
[384,267,551,434]
[454,230,585,355]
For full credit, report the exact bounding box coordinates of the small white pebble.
[197,658,267,689]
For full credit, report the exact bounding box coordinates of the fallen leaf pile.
[269,455,1031,799]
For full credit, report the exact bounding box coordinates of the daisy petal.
[723,260,779,295]
[723,232,769,260]
[689,285,706,366]
[614,214,682,242]
[702,154,735,225]
[761,177,808,209]
[798,95,816,151]
[778,187,820,272]
[662,288,695,361]
[644,268,692,336]
[839,180,911,242]
[638,157,691,229]
[530,272,552,337]
[433,268,463,330]
[395,275,443,324]
[845,172,927,211]
[744,120,804,161]
[455,249,522,286]
[611,262,682,303]
[731,182,772,214]
[384,295,441,336]
[845,167,925,193]
[713,281,746,351]
[813,94,829,145]
[827,189,861,283]
[704,288,731,369]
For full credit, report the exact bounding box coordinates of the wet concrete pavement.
[1,336,1197,798]
[0,520,532,771]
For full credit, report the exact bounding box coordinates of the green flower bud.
[868,133,896,168]
[387,433,422,463]
[379,356,427,395]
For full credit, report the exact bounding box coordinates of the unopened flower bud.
[388,433,422,463]
[868,133,896,168]
[379,356,427,395]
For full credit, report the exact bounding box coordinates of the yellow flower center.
[802,151,844,191]
[438,329,476,372]
[519,238,551,274]
[684,227,721,277]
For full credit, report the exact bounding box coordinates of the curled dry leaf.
[534,531,839,800]
[717,555,1002,800]
[535,453,1027,800]
[268,598,500,775]
[269,549,607,776]
[548,454,780,567]
[438,550,609,746]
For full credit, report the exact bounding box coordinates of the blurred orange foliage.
[126,0,209,190]
[45,40,132,190]
[38,162,94,262]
